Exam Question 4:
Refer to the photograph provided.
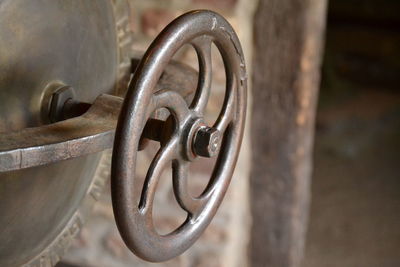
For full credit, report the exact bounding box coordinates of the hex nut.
[49,86,76,123]
[193,127,221,158]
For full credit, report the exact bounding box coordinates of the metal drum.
[0,1,131,265]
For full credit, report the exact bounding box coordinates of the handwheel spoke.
[139,138,178,212]
[172,159,207,215]
[190,36,213,115]
[153,90,191,123]
[214,77,236,132]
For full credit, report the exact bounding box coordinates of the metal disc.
[0,0,132,266]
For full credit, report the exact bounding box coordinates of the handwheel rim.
[111,10,247,262]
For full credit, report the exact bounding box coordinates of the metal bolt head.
[193,127,221,158]
[49,86,76,122]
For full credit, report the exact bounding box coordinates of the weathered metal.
[48,85,91,123]
[0,95,121,173]
[0,1,124,266]
[0,6,246,265]
[193,126,222,158]
[111,10,247,262]
[0,61,197,173]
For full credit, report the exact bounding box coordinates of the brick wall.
[63,1,256,266]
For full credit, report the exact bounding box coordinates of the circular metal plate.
[0,0,132,266]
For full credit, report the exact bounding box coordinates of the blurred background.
[60,0,400,266]
[304,1,400,266]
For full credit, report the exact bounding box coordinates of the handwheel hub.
[182,117,221,161]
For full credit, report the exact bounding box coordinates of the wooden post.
[249,0,327,266]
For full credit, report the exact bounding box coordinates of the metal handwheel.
[112,10,247,262]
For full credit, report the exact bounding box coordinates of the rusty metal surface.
[0,61,197,174]
[0,58,197,266]
[112,10,247,262]
[0,95,121,173]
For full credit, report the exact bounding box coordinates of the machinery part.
[193,126,222,158]
[112,10,247,262]
[0,7,244,265]
[0,61,197,173]
[48,85,91,123]
[0,1,130,266]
